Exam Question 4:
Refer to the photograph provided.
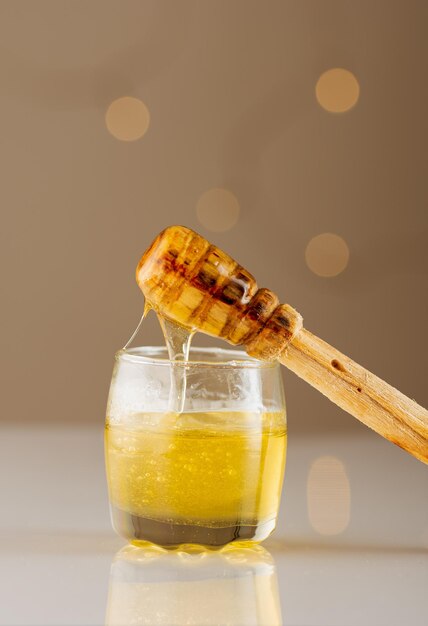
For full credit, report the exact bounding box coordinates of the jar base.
[110,505,276,547]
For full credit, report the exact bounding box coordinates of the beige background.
[2,0,427,436]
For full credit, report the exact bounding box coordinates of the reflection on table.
[105,543,282,626]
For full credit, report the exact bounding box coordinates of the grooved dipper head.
[136,225,302,360]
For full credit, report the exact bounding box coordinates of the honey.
[105,410,286,546]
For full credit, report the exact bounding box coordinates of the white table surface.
[1,425,426,626]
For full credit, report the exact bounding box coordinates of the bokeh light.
[305,233,350,277]
[196,188,240,232]
[307,456,351,535]
[105,96,150,141]
[316,68,360,113]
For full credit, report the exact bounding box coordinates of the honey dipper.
[136,225,428,464]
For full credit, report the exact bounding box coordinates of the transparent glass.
[105,346,286,547]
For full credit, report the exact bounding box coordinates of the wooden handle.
[281,329,428,463]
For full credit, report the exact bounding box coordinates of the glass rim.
[115,346,278,370]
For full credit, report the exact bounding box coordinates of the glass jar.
[105,346,286,547]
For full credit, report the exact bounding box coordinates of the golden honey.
[105,410,286,546]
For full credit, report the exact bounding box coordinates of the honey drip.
[122,301,153,350]
[123,300,194,413]
[157,315,194,413]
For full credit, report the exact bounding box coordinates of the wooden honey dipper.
[136,225,428,464]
